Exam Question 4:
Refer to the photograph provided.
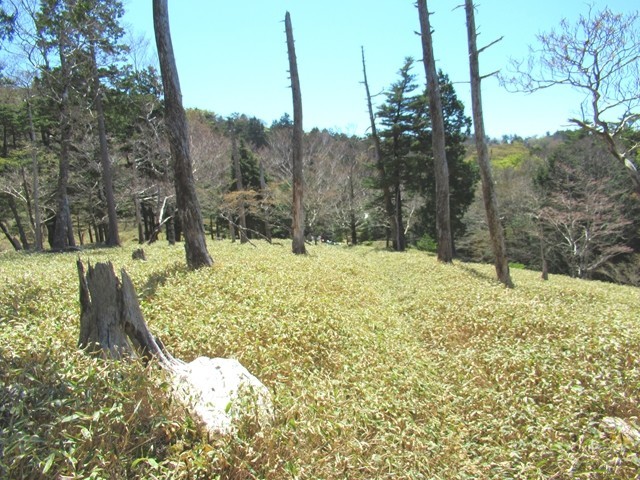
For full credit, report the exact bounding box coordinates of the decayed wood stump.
[77,260,272,434]
[77,260,177,366]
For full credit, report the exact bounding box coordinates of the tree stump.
[77,260,272,434]
[132,248,146,261]
[77,260,178,365]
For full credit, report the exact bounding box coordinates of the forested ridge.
[0,1,637,283]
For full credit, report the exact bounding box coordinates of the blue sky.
[122,1,638,138]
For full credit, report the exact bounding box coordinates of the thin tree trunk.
[394,179,406,251]
[166,209,176,245]
[52,30,75,251]
[134,196,144,244]
[285,11,306,255]
[20,167,34,234]
[7,194,29,251]
[153,0,213,268]
[231,130,248,243]
[90,42,120,247]
[259,160,272,242]
[76,215,84,246]
[348,169,358,246]
[26,96,43,251]
[229,219,236,243]
[417,0,453,263]
[464,0,513,287]
[0,220,22,251]
[361,47,396,248]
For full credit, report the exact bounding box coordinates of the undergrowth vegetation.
[1,240,639,479]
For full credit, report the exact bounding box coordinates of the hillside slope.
[1,241,639,478]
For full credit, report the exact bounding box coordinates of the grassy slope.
[1,240,639,479]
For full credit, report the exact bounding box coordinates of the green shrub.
[415,234,437,252]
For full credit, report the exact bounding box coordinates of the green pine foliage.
[1,240,639,478]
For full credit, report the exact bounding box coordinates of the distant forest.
[0,1,638,285]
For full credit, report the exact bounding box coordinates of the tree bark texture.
[77,260,177,364]
[285,11,306,255]
[417,0,453,262]
[52,32,75,251]
[90,42,120,247]
[464,0,514,288]
[361,47,396,247]
[153,0,213,268]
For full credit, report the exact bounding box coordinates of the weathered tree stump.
[132,248,146,261]
[77,260,272,434]
[77,260,175,364]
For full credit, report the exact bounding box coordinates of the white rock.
[172,356,273,435]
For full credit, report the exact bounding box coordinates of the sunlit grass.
[1,240,639,478]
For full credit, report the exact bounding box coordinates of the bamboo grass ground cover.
[0,240,639,478]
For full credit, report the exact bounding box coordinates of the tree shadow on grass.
[455,262,499,284]
[140,262,190,300]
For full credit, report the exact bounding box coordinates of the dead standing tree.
[361,46,397,249]
[153,0,213,268]
[464,0,514,288]
[417,0,453,262]
[285,11,306,255]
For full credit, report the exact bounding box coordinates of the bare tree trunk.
[348,168,358,246]
[361,46,396,248]
[20,167,34,234]
[134,195,144,244]
[229,219,236,243]
[285,11,306,255]
[7,195,29,250]
[153,0,213,268]
[259,160,272,242]
[464,0,514,288]
[417,0,453,263]
[231,131,248,243]
[26,95,43,251]
[52,32,75,251]
[90,42,120,247]
[0,220,22,251]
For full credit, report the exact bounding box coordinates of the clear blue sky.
[122,1,638,139]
